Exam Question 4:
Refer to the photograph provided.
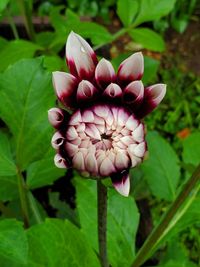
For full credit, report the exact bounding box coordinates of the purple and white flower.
[48,31,166,197]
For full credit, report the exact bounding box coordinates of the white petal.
[82,110,94,123]
[94,105,109,118]
[52,71,77,108]
[85,124,101,140]
[124,80,144,105]
[51,132,64,149]
[69,110,82,125]
[48,108,64,128]
[65,142,78,157]
[54,154,67,168]
[125,115,138,131]
[100,157,116,176]
[115,152,129,169]
[132,124,144,142]
[72,151,85,170]
[134,142,146,157]
[103,83,122,98]
[112,173,130,197]
[77,80,98,103]
[146,84,166,105]
[95,58,116,88]
[66,126,78,140]
[118,52,144,83]
[85,152,98,174]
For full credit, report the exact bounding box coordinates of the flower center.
[65,104,146,177]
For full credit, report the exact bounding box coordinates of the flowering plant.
[48,31,166,197]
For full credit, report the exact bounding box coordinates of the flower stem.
[17,169,30,228]
[131,164,200,267]
[6,9,19,39]
[97,180,109,267]
[17,0,35,41]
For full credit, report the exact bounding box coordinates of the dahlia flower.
[48,31,166,197]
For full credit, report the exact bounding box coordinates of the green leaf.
[0,40,41,72]
[182,132,200,167]
[0,0,10,13]
[0,219,28,264]
[75,178,139,267]
[0,175,18,201]
[0,36,8,50]
[141,131,180,201]
[43,55,65,72]
[76,22,112,45]
[142,56,160,84]
[27,148,65,189]
[133,0,176,26]
[27,218,100,267]
[129,28,165,52]
[0,58,55,170]
[117,0,138,27]
[0,131,17,176]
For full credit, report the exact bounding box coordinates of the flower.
[48,31,166,197]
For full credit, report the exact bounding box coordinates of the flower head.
[48,31,166,196]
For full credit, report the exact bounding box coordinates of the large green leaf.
[27,148,65,189]
[141,131,180,201]
[133,0,176,26]
[0,40,41,72]
[0,131,17,176]
[0,0,10,13]
[0,219,28,265]
[0,58,55,170]
[129,28,165,52]
[117,0,139,27]
[182,132,200,167]
[27,218,100,267]
[0,175,18,201]
[75,178,139,267]
[142,56,160,84]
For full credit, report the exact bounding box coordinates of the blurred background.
[0,1,200,266]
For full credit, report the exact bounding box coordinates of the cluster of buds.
[48,32,166,196]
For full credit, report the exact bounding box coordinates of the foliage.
[0,0,199,266]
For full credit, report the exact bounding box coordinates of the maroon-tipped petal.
[48,108,65,129]
[136,83,167,118]
[66,31,98,80]
[111,170,130,197]
[123,80,144,109]
[103,83,122,100]
[77,80,99,104]
[117,52,144,86]
[95,58,116,89]
[52,71,78,110]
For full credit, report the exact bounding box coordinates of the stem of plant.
[17,0,35,41]
[97,180,109,267]
[6,9,19,39]
[131,163,200,267]
[17,169,30,228]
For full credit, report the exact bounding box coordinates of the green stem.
[17,0,35,41]
[17,169,30,228]
[131,164,200,267]
[6,9,19,39]
[28,191,43,224]
[97,180,109,267]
